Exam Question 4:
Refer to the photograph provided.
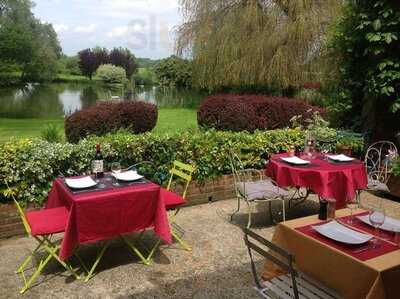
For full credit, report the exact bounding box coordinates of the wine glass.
[111,162,121,186]
[346,198,359,224]
[369,207,386,249]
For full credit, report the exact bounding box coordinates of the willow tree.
[176,0,341,91]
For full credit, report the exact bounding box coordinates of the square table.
[46,175,174,261]
[266,153,368,208]
[263,209,400,299]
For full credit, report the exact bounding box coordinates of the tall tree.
[78,49,98,80]
[176,0,340,91]
[0,0,61,82]
[109,47,138,79]
[325,0,400,142]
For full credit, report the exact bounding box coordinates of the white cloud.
[107,26,129,38]
[107,24,145,38]
[53,24,69,33]
[73,24,98,34]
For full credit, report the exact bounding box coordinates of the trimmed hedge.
[65,101,158,143]
[0,129,363,205]
[198,94,326,132]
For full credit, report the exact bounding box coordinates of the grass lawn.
[0,109,198,142]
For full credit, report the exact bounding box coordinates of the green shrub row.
[0,129,363,205]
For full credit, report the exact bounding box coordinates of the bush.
[133,68,155,86]
[95,64,127,85]
[65,101,158,143]
[0,128,364,205]
[154,55,192,88]
[198,94,326,132]
[40,124,64,143]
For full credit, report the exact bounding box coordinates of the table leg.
[84,241,110,282]
[288,188,310,208]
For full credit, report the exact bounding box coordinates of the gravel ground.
[0,192,398,299]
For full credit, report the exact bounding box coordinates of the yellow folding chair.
[5,183,80,294]
[106,161,194,276]
[165,160,195,251]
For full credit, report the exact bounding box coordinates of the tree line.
[78,47,138,80]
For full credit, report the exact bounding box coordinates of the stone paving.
[0,192,399,299]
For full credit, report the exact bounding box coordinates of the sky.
[32,0,181,59]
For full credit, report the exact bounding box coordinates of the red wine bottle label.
[93,160,104,173]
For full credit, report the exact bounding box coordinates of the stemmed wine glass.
[346,198,359,224]
[369,207,386,249]
[111,162,121,186]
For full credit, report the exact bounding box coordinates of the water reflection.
[0,83,205,119]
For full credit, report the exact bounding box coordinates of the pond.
[0,83,205,119]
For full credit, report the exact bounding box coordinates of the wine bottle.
[93,144,104,178]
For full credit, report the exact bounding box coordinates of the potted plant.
[336,133,364,158]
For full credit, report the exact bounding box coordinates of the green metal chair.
[164,160,196,251]
[5,183,80,294]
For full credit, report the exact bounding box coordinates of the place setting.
[297,200,400,260]
[63,161,148,194]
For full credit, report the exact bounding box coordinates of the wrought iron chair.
[363,141,398,193]
[5,182,80,293]
[243,228,339,299]
[229,151,289,228]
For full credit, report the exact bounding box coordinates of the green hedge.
[0,129,363,205]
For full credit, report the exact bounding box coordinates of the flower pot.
[336,145,352,156]
[388,175,400,198]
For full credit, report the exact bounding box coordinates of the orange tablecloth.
[263,209,400,299]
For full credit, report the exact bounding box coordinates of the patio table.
[263,209,400,299]
[46,175,174,261]
[266,153,368,208]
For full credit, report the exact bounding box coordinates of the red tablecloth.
[266,153,368,208]
[46,178,174,260]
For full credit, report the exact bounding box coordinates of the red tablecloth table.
[46,177,175,261]
[266,153,368,208]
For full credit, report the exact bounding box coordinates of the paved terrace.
[1,193,399,299]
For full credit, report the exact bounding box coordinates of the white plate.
[357,215,400,233]
[280,156,311,165]
[65,176,97,189]
[327,154,355,162]
[312,221,373,245]
[113,170,143,182]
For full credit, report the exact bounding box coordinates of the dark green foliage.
[0,0,61,83]
[57,55,81,76]
[154,55,192,88]
[326,0,400,141]
[0,128,363,205]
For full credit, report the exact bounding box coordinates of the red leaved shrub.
[197,94,326,132]
[65,101,157,143]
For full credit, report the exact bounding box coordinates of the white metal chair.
[244,228,340,299]
[229,151,289,228]
[364,141,398,193]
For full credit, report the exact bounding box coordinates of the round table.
[266,153,368,208]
